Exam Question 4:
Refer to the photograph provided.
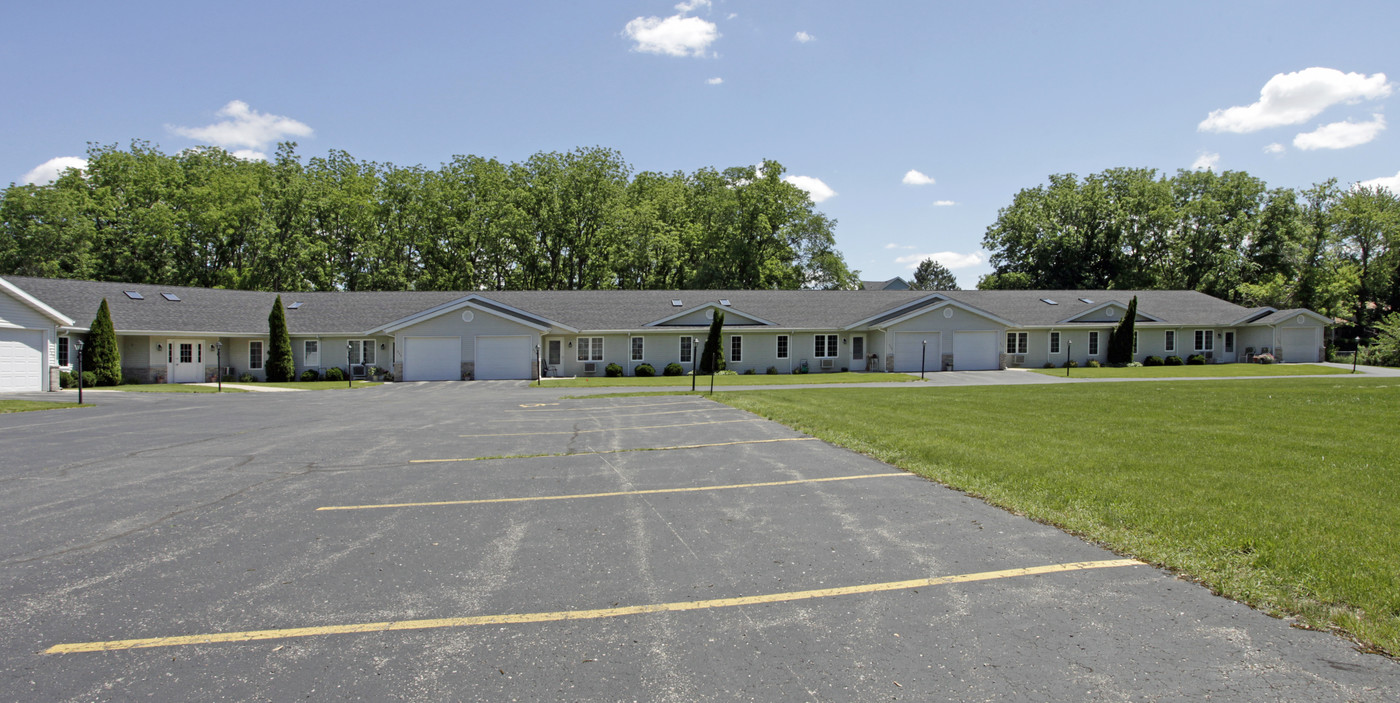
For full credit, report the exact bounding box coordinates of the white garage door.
[893,332,940,373]
[1280,328,1319,362]
[953,331,1000,370]
[0,328,44,392]
[475,335,532,380]
[404,337,461,381]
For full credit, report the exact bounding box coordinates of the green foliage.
[634,363,655,377]
[59,370,75,388]
[324,366,346,382]
[699,311,725,374]
[605,362,624,377]
[910,258,960,290]
[767,366,778,374]
[1368,312,1400,367]
[1164,355,1184,366]
[1062,359,1078,368]
[86,299,122,386]
[1187,354,1207,365]
[1144,355,1164,366]
[81,370,96,387]
[743,368,756,375]
[1107,296,1138,365]
[1086,359,1101,368]
[265,296,294,382]
[300,369,321,381]
[1043,362,1055,369]
[663,362,684,376]
[238,372,255,382]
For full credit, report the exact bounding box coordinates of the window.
[679,336,693,364]
[1194,330,1213,352]
[777,335,789,359]
[161,292,181,302]
[1088,331,1100,356]
[123,291,144,300]
[249,341,264,370]
[57,337,69,367]
[349,339,376,365]
[305,340,320,366]
[815,334,838,358]
[578,337,603,362]
[730,335,743,363]
[1049,331,1060,354]
[631,337,644,361]
[1224,331,1235,354]
[1164,330,1175,353]
[1005,332,1027,355]
[179,343,193,364]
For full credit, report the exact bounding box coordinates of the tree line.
[979,167,1400,333]
[0,142,858,292]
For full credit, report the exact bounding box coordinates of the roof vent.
[1040,298,1058,305]
[1078,297,1094,304]
[671,299,683,307]
[123,291,144,300]
[287,302,303,310]
[719,299,731,306]
[160,292,181,302]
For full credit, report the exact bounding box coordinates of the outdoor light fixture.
[156,344,162,351]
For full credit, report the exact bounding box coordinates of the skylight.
[671,299,683,307]
[287,302,303,310]
[1040,298,1058,305]
[160,292,180,301]
[1079,297,1094,304]
[719,299,731,306]
[123,291,144,300]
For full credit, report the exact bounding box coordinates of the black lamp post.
[920,339,927,379]
[1353,336,1361,373]
[1066,340,1073,377]
[215,341,223,392]
[346,341,354,388]
[691,337,697,392]
[74,339,84,404]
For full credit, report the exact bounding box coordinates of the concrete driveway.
[1,382,1396,701]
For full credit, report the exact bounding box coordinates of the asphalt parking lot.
[2,382,1398,701]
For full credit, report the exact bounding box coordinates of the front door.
[850,336,866,371]
[546,339,562,375]
[168,339,205,383]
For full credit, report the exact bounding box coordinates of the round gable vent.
[706,309,714,320]
[1106,309,1116,317]
[462,310,474,322]
[943,308,954,319]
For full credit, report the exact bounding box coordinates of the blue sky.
[4,1,1397,288]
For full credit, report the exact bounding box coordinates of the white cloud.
[706,77,723,85]
[169,100,313,152]
[1264,142,1286,154]
[884,243,915,250]
[1357,170,1400,195]
[1198,67,1392,133]
[895,251,984,270]
[624,14,720,57]
[674,0,709,12]
[783,175,836,202]
[795,31,815,43]
[1293,114,1386,150]
[902,169,935,186]
[231,149,269,161]
[21,156,87,185]
[933,200,957,207]
[1192,152,1221,171]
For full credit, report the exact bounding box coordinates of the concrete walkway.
[187,382,303,392]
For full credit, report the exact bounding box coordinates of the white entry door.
[168,339,205,383]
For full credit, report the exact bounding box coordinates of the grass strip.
[0,400,93,413]
[539,372,917,388]
[716,378,1400,655]
[1029,363,1349,378]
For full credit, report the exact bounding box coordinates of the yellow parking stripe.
[408,437,818,464]
[44,559,1141,653]
[317,472,912,511]
[460,418,762,437]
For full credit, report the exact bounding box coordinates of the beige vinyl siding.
[393,306,541,378]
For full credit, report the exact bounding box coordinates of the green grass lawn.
[1029,363,1349,378]
[253,380,381,390]
[0,399,92,413]
[539,372,916,388]
[717,378,1400,655]
[105,384,245,393]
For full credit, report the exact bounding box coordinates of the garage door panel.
[1280,328,1319,363]
[0,328,44,392]
[475,335,532,380]
[404,337,461,381]
[893,332,939,373]
[953,331,999,371]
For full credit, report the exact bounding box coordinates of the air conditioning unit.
[222,367,236,377]
[583,362,598,374]
[1013,355,1026,366]
[820,358,835,370]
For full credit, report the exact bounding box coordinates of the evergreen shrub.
[634,363,655,377]
[663,362,684,376]
[325,367,346,382]
[1144,356,1164,366]
[300,369,321,381]
[1062,359,1078,368]
[1164,355,1184,366]
[1086,360,1101,368]
[238,372,255,382]
[59,371,74,388]
[605,362,624,377]
[766,366,778,375]
[1187,354,1207,365]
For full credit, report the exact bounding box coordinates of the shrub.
[1164,355,1184,366]
[266,296,294,382]
[221,375,235,383]
[300,369,321,382]
[1254,353,1276,364]
[381,372,394,382]
[766,366,778,375]
[1043,362,1055,369]
[238,372,255,383]
[605,362,624,377]
[663,362,684,376]
[1086,360,1101,368]
[88,299,122,386]
[1062,359,1078,368]
[122,375,142,385]
[1143,356,1164,366]
[59,371,74,388]
[1125,361,1144,367]
[743,368,756,375]
[1187,354,1207,365]
[81,371,97,387]
[324,367,346,382]
[634,363,655,377]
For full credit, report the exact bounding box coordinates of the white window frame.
[815,334,839,358]
[1133,331,1138,356]
[578,337,603,362]
[1164,330,1175,353]
[1006,332,1028,355]
[1194,329,1213,352]
[679,336,693,364]
[249,340,264,370]
[1088,331,1100,356]
[1048,331,1060,355]
[776,334,789,359]
[348,339,376,365]
[304,339,320,367]
[630,336,644,361]
[730,335,743,363]
[57,337,70,368]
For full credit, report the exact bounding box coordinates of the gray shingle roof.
[3,276,1288,335]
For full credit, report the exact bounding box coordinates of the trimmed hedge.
[605,362,624,377]
[324,367,346,382]
[1144,356,1164,366]
[1164,355,1184,366]
[663,362,684,376]
[634,363,655,377]
[300,369,321,382]
[1187,354,1207,365]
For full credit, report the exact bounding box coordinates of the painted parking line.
[44,559,1141,654]
[409,436,818,464]
[509,400,709,413]
[459,418,764,437]
[317,472,912,512]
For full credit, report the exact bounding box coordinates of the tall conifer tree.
[266,296,294,381]
[699,310,725,374]
[87,298,122,386]
[1107,296,1139,364]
